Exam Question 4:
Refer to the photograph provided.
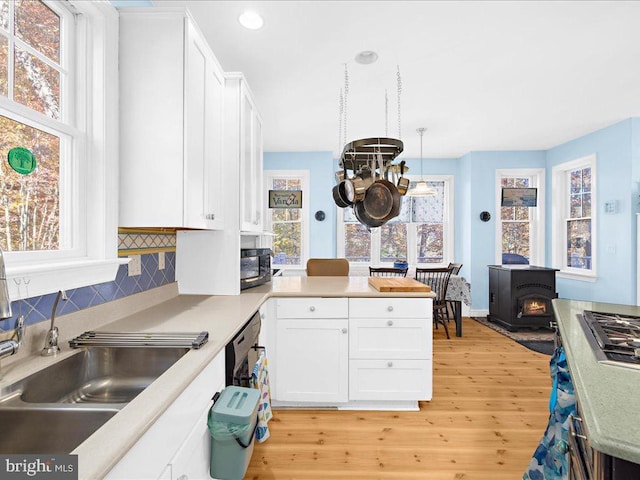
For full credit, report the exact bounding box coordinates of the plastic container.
[208,386,260,480]
[394,259,408,269]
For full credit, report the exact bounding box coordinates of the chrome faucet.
[41,290,67,356]
[0,316,25,379]
[0,248,11,321]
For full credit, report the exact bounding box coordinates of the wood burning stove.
[487,265,558,331]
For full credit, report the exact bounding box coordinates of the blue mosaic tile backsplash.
[0,252,176,333]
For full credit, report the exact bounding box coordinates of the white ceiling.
[151,0,640,158]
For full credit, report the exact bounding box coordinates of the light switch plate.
[158,252,165,270]
[128,255,141,276]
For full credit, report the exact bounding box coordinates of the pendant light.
[407,127,436,197]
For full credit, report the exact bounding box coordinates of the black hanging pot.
[332,184,351,208]
[396,160,410,196]
[354,202,385,228]
[354,179,394,227]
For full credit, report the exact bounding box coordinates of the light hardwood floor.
[246,317,552,479]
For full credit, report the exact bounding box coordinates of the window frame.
[494,168,545,266]
[551,154,597,281]
[337,174,454,272]
[263,169,310,271]
[2,1,123,301]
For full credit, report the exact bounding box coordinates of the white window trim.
[4,1,124,301]
[264,169,310,270]
[337,174,454,269]
[494,168,545,266]
[551,154,597,281]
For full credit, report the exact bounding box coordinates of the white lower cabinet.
[272,297,432,407]
[276,317,349,403]
[105,352,225,480]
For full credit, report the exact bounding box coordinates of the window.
[552,155,596,279]
[1,0,68,252]
[495,169,545,266]
[0,1,121,300]
[265,170,309,269]
[338,176,453,269]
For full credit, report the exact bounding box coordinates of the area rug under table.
[472,316,555,355]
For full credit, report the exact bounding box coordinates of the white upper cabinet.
[119,9,224,229]
[227,74,264,232]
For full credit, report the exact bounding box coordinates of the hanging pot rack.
[339,137,404,172]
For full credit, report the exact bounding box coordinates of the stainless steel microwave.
[240,248,272,290]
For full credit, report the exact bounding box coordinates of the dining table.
[445,274,471,337]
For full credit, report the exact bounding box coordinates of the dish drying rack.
[69,331,209,349]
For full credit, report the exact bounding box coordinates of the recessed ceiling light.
[238,10,264,30]
[355,50,378,65]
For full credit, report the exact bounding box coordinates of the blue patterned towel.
[250,350,273,442]
[523,346,576,480]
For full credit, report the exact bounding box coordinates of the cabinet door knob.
[342,328,347,334]
[387,306,394,312]
[387,320,394,326]
[387,361,393,368]
[309,306,316,312]
[177,475,188,480]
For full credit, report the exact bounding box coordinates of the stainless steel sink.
[0,346,189,454]
[0,407,118,453]
[2,346,189,405]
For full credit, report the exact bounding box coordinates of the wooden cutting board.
[368,277,431,292]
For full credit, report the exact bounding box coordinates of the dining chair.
[447,262,462,275]
[369,266,408,277]
[306,258,350,276]
[415,266,454,339]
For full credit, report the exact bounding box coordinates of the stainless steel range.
[579,310,640,369]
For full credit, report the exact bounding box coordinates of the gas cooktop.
[580,310,640,369]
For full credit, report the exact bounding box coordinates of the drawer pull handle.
[387,306,394,312]
[342,328,348,334]
[387,320,394,326]
[387,361,393,367]
[309,306,316,312]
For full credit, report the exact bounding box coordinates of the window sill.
[6,258,128,300]
[557,270,597,283]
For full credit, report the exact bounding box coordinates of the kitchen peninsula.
[0,277,434,480]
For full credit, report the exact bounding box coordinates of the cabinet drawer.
[349,359,432,401]
[276,298,348,318]
[349,298,431,319]
[349,318,431,359]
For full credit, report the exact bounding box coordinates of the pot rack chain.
[385,89,388,137]
[343,63,349,149]
[338,89,343,154]
[397,65,402,140]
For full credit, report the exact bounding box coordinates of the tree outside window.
[0,0,67,252]
[566,167,592,270]
[267,173,308,267]
[500,176,531,263]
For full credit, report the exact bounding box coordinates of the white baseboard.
[469,309,489,317]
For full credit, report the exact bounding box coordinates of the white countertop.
[27,277,433,479]
[553,299,640,464]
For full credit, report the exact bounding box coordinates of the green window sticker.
[7,146,37,175]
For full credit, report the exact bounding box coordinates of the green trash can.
[208,386,260,480]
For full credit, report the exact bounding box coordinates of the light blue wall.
[546,119,638,305]
[264,152,337,258]
[460,151,546,309]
